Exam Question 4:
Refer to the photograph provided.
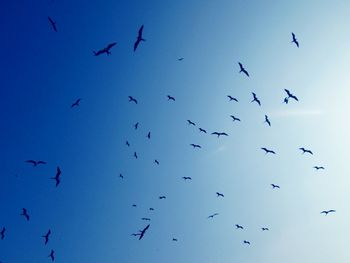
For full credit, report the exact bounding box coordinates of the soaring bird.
[172,238,178,241]
[159,196,166,200]
[251,92,261,106]
[235,224,244,230]
[134,152,138,159]
[291,32,299,47]
[134,122,139,130]
[284,89,298,102]
[141,218,151,221]
[227,95,238,102]
[138,224,150,240]
[182,177,192,180]
[0,227,5,240]
[126,141,130,147]
[216,192,224,197]
[261,147,276,155]
[21,208,30,221]
[321,210,336,215]
[211,132,228,138]
[207,213,219,219]
[42,229,51,245]
[154,159,159,165]
[132,204,137,207]
[50,166,61,187]
[134,25,145,52]
[243,240,251,245]
[178,58,184,61]
[271,184,280,189]
[167,95,175,101]
[149,208,154,211]
[119,174,124,179]
[48,249,55,261]
[314,166,325,170]
[93,42,117,56]
[128,96,138,104]
[261,227,269,231]
[238,62,249,77]
[48,16,57,32]
[147,132,151,139]
[190,144,201,149]
[187,120,196,126]
[25,160,46,166]
[299,147,313,155]
[264,115,271,126]
[199,128,207,133]
[71,98,81,108]
[230,115,241,122]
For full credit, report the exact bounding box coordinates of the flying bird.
[251,92,261,106]
[134,122,139,130]
[71,98,81,108]
[271,184,280,189]
[141,218,151,221]
[264,115,271,126]
[291,32,299,47]
[284,89,298,102]
[227,95,238,102]
[235,224,244,230]
[147,132,151,139]
[314,166,325,170]
[182,177,192,180]
[243,240,251,245]
[216,192,224,197]
[126,141,130,147]
[190,144,201,149]
[261,227,269,231]
[128,96,138,104]
[178,58,184,61]
[207,213,219,219]
[132,204,137,207]
[167,95,175,101]
[119,174,124,179]
[299,147,313,155]
[25,160,46,166]
[48,16,57,32]
[21,208,30,221]
[50,166,61,187]
[261,147,276,155]
[48,249,55,261]
[149,208,154,211]
[187,120,196,126]
[42,229,51,245]
[154,159,159,165]
[134,152,138,159]
[230,115,241,122]
[199,128,207,133]
[238,62,249,77]
[93,42,117,56]
[0,227,5,240]
[321,210,336,215]
[159,196,166,199]
[211,132,228,138]
[172,238,178,241]
[134,25,145,52]
[138,224,150,240]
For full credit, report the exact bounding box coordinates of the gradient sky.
[1,0,350,262]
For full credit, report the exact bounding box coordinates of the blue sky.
[1,0,350,262]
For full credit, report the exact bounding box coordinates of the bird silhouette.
[321,210,336,215]
[207,213,219,219]
[134,122,139,130]
[284,89,298,102]
[261,147,276,154]
[147,132,151,139]
[227,95,238,102]
[167,95,175,101]
[42,229,51,245]
[134,25,145,52]
[216,192,224,197]
[154,159,159,165]
[299,147,313,155]
[178,58,184,61]
[291,32,299,47]
[132,204,137,207]
[230,115,241,122]
[314,166,325,170]
[149,208,154,211]
[141,218,151,221]
[119,174,124,179]
[243,240,251,245]
[251,92,261,106]
[25,160,46,166]
[93,42,117,56]
[128,96,138,104]
[190,144,201,149]
[159,196,166,199]
[50,166,61,187]
[21,208,30,221]
[0,227,5,240]
[187,120,196,126]
[48,16,57,32]
[235,224,244,230]
[134,152,138,159]
[126,141,130,147]
[271,184,280,189]
[199,128,207,133]
[264,115,271,126]
[261,227,269,231]
[172,238,178,241]
[48,249,55,261]
[136,224,150,240]
[211,132,228,138]
[71,98,81,108]
[182,177,192,180]
[238,62,249,77]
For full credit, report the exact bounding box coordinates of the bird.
[21,208,30,221]
[141,218,151,221]
[243,240,251,245]
[299,147,313,155]
[314,166,325,170]
[71,98,81,108]
[227,95,238,102]
[261,147,276,155]
[48,249,55,261]
[128,96,138,104]
[230,115,241,122]
[238,62,249,77]
[0,227,5,240]
[48,16,57,32]
[159,196,166,199]
[182,177,192,180]
[251,92,261,106]
[264,115,271,126]
[126,141,130,147]
[25,160,46,166]
[149,208,154,211]
[178,58,184,61]
[134,122,139,130]
[271,184,280,189]
[147,132,151,139]
[211,132,228,138]
[199,128,207,133]
[187,120,196,126]
[216,192,224,197]
[42,229,51,245]
[134,25,145,52]
[321,210,336,215]
[190,144,201,149]
[207,213,219,219]
[284,89,298,102]
[167,95,175,101]
[154,159,159,165]
[132,204,137,207]
[119,174,124,179]
[134,152,138,159]
[291,32,299,47]
[261,227,269,231]
[235,224,244,230]
[138,224,150,240]
[93,42,117,56]
[172,238,178,241]
[50,166,61,187]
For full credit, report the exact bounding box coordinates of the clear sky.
[1,0,350,262]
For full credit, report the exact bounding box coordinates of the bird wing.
[138,25,144,37]
[106,42,117,50]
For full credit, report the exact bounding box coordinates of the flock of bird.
[0,12,336,263]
